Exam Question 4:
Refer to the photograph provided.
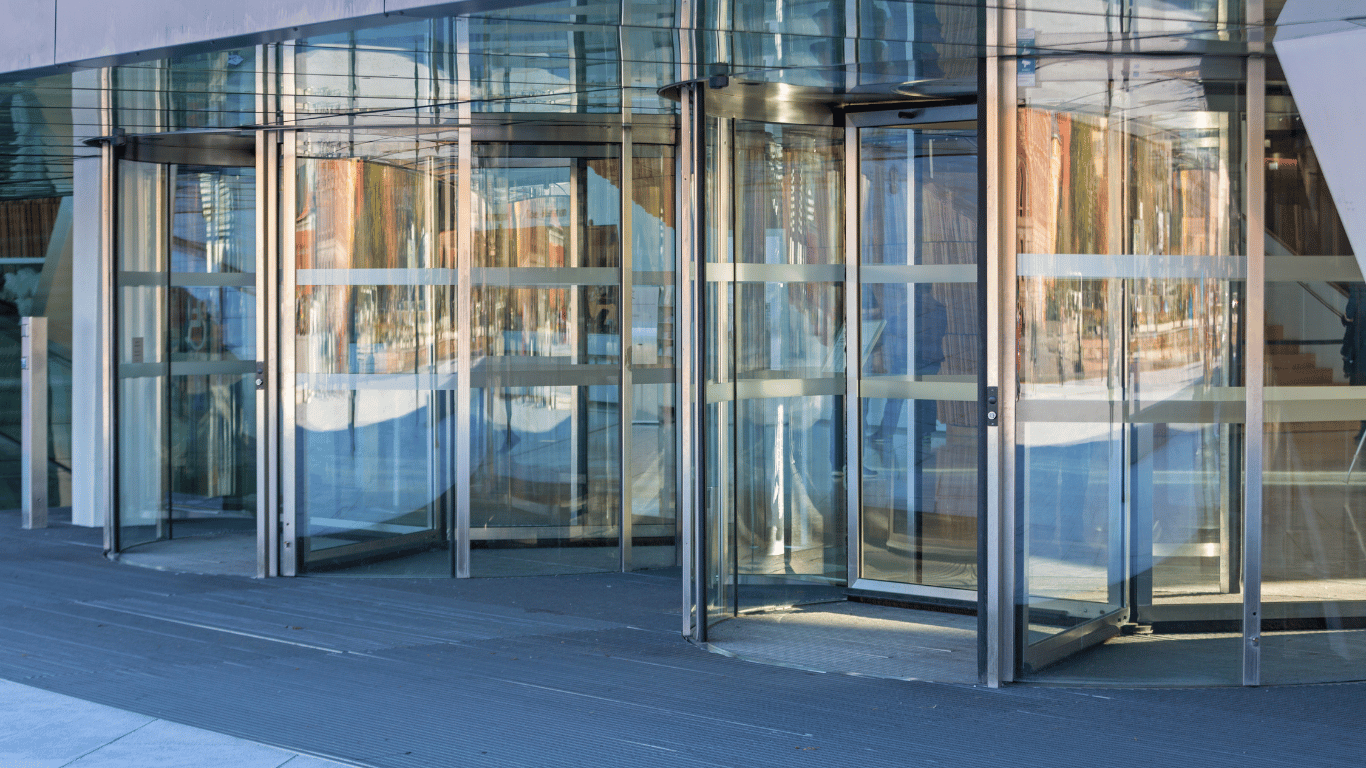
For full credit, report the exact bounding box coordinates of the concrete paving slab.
[0,679,360,768]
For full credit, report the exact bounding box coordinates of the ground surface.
[3,511,1366,768]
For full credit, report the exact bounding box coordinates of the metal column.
[21,317,48,529]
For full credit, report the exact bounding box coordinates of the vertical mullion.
[279,43,299,576]
[678,86,697,638]
[695,85,709,636]
[1242,17,1267,686]
[995,0,1019,684]
[101,66,117,554]
[162,163,173,543]
[254,43,271,578]
[621,125,635,571]
[843,123,860,591]
[455,16,474,579]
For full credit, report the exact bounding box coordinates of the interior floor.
[704,600,978,684]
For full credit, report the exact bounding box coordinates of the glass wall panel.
[117,161,170,549]
[115,49,257,133]
[167,166,256,536]
[295,23,437,122]
[1017,1,1248,54]
[705,120,846,623]
[294,147,455,575]
[116,161,257,552]
[630,146,678,569]
[1014,58,1246,683]
[468,143,622,576]
[1260,59,1366,684]
[857,125,979,592]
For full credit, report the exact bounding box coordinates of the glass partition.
[116,161,257,552]
[468,142,622,576]
[857,124,979,594]
[294,135,455,575]
[1014,57,1246,683]
[284,125,674,577]
[1260,59,1366,684]
[704,119,847,624]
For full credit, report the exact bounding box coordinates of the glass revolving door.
[115,155,259,573]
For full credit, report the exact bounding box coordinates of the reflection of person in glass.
[868,284,946,444]
[1343,284,1366,439]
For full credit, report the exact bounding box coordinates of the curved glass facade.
[18,0,1357,685]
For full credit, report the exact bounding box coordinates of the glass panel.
[704,119,846,623]
[857,125,979,592]
[167,166,256,538]
[468,144,622,576]
[630,146,678,569]
[115,48,257,133]
[117,160,169,550]
[1261,58,1366,684]
[1017,0,1248,54]
[1014,58,1246,683]
[294,150,455,575]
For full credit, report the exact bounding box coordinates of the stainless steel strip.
[984,14,1006,686]
[861,378,979,401]
[704,377,844,401]
[296,268,455,286]
[471,266,619,286]
[731,263,844,283]
[99,66,116,552]
[633,367,675,385]
[455,18,473,579]
[996,16,1018,682]
[295,373,460,390]
[167,361,258,376]
[469,366,619,388]
[1243,46,1267,688]
[1266,255,1362,282]
[849,578,976,602]
[168,273,257,287]
[1017,252,1247,279]
[621,122,634,572]
[279,43,299,577]
[860,264,977,284]
[844,119,861,593]
[255,48,269,579]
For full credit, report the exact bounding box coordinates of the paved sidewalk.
[0,679,357,768]
[4,513,1366,768]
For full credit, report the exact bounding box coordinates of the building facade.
[1,0,1364,687]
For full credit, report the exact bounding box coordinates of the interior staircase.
[1265,324,1355,433]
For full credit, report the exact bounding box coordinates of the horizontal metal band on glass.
[860,376,978,401]
[633,270,675,286]
[471,362,619,388]
[630,367,675,385]
[1266,255,1364,282]
[296,372,459,391]
[297,268,456,286]
[0,258,46,265]
[860,264,977,283]
[291,119,676,148]
[296,267,622,287]
[467,525,675,540]
[705,263,845,283]
[118,271,256,287]
[1017,253,1246,280]
[849,578,976,602]
[1017,394,1248,424]
[119,360,258,379]
[704,377,843,402]
[308,517,429,535]
[1266,387,1366,422]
